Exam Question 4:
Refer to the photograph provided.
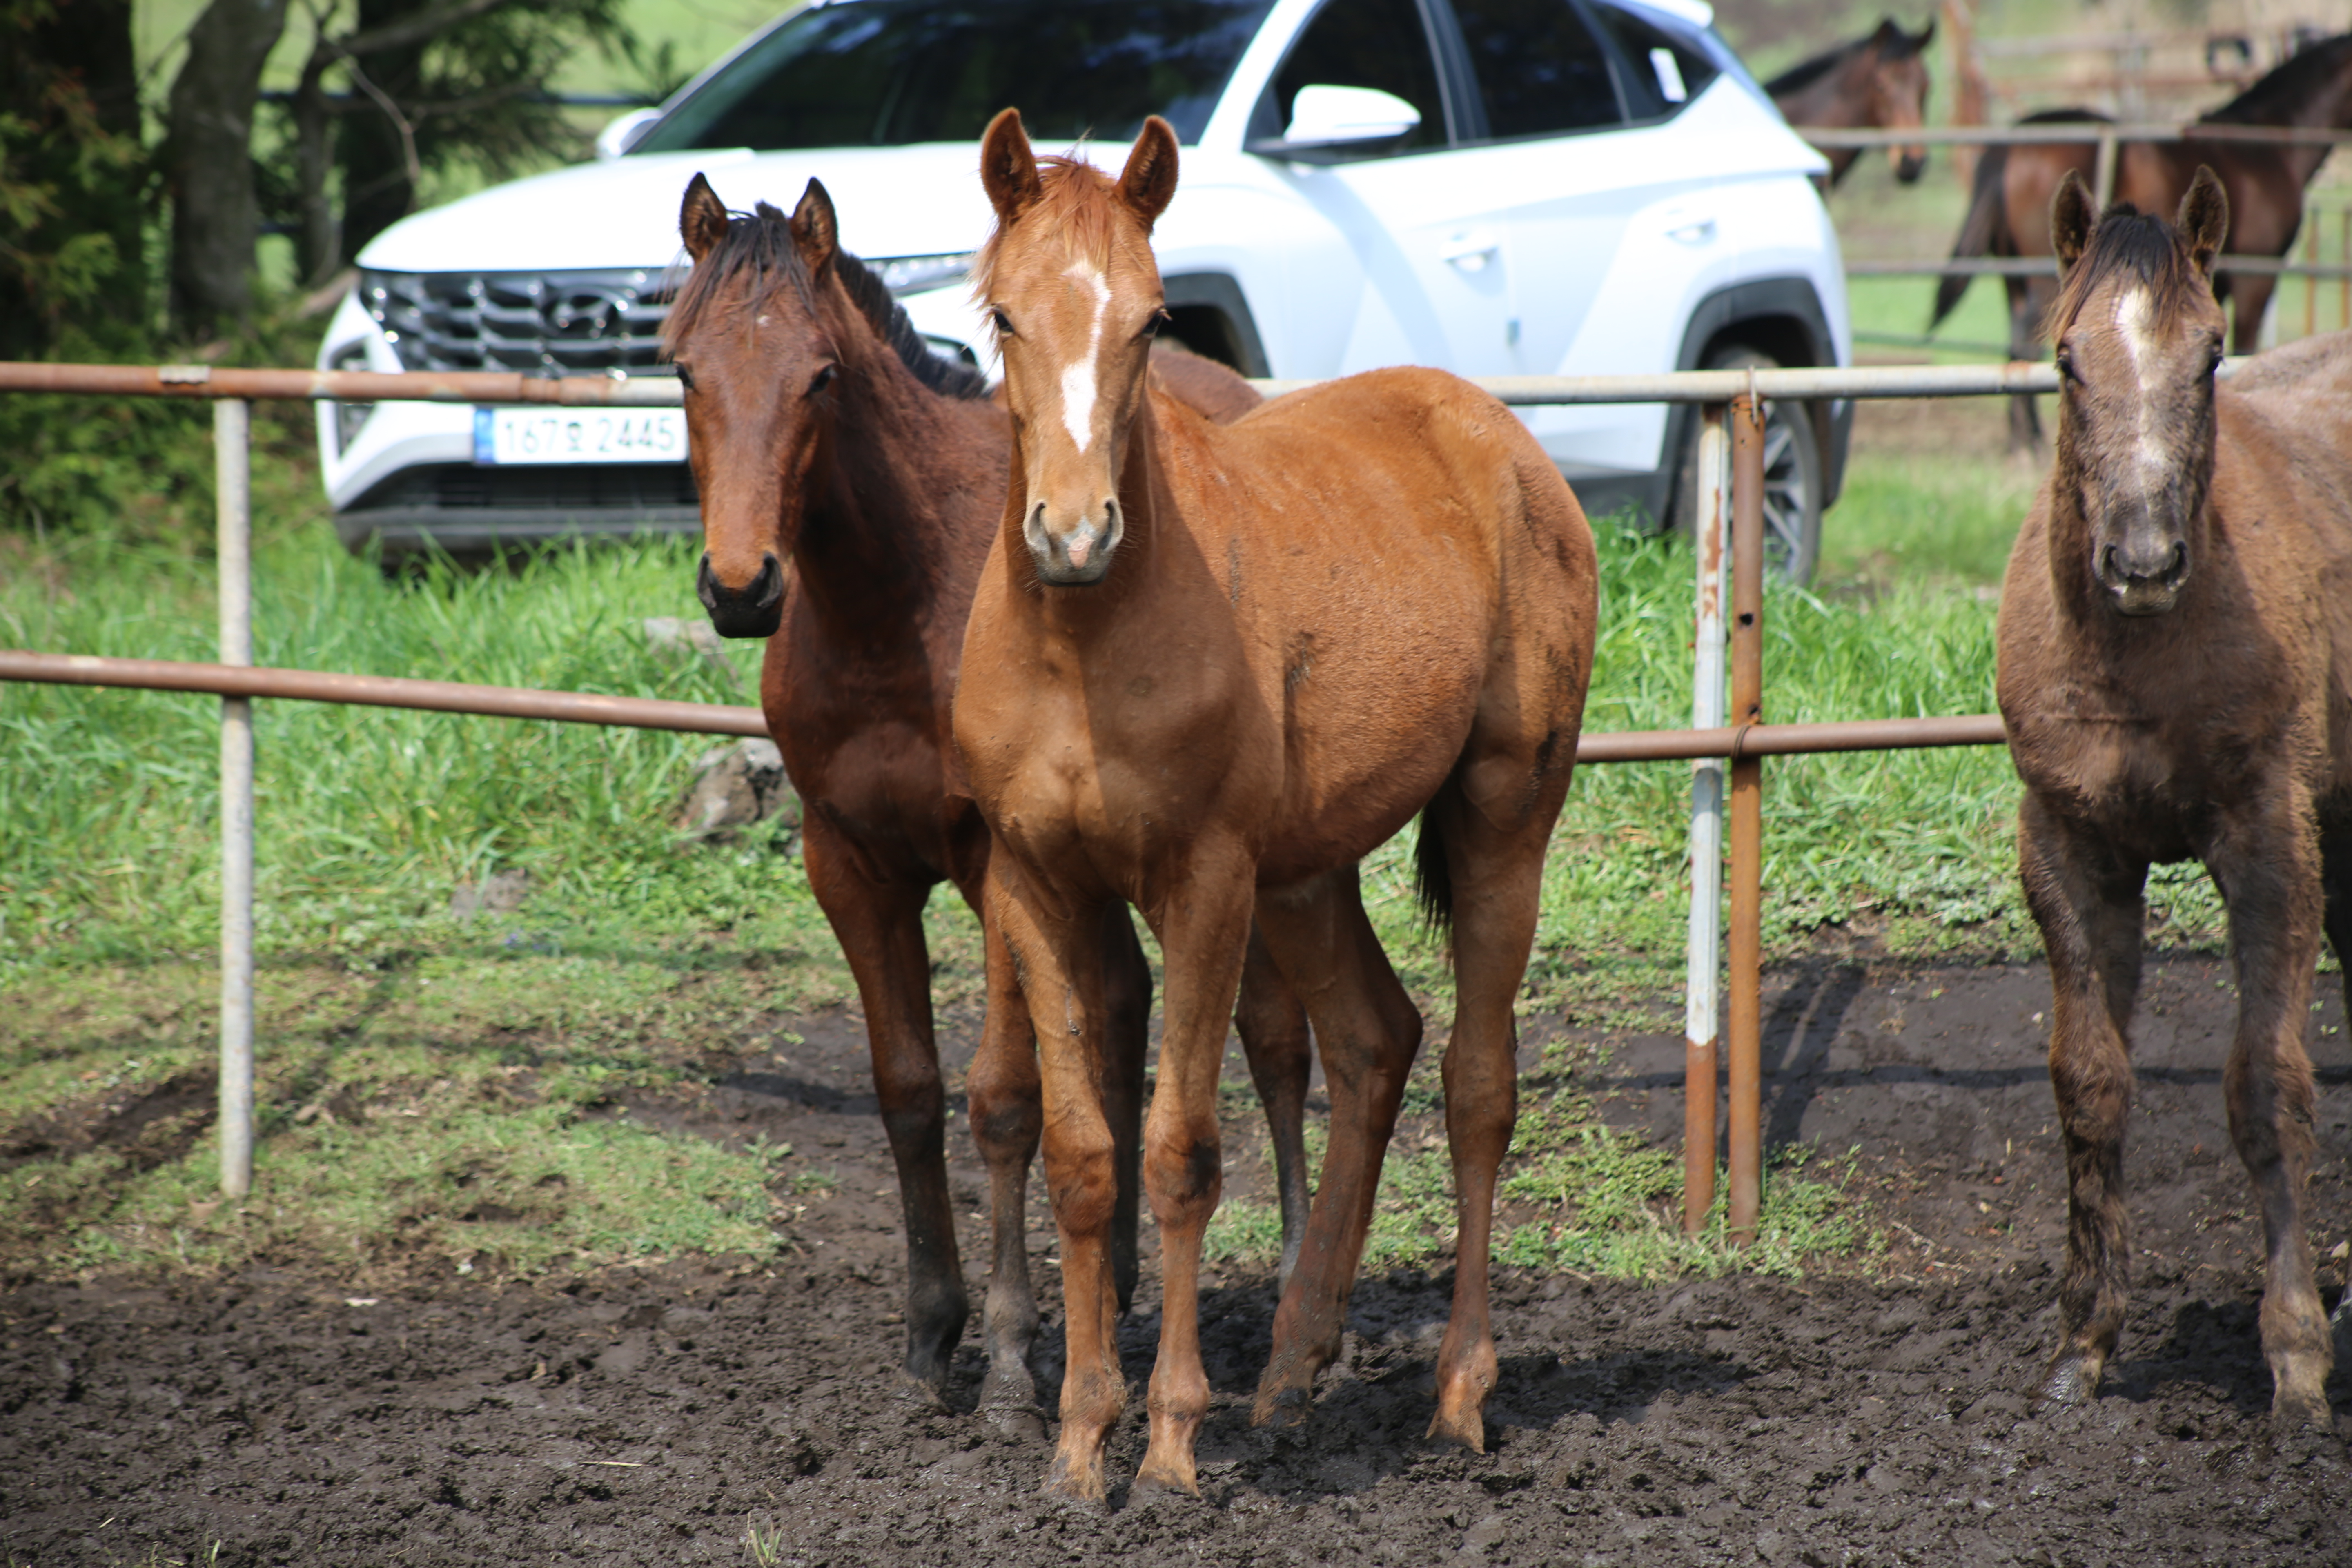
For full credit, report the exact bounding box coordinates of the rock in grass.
[642,616,737,683]
[673,739,797,842]
[450,868,531,919]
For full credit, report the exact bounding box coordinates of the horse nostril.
[697,550,786,637]
[696,552,722,615]
[2165,542,2188,581]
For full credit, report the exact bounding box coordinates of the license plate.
[472,406,688,464]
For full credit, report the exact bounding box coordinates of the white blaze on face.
[1059,261,1111,454]
[2112,287,2171,496]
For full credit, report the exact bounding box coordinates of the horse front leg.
[801,816,967,1399]
[1134,855,1258,1497]
[2007,277,2045,452]
[985,863,1125,1499]
[2208,791,2332,1428]
[2018,791,2147,1406]
[1234,922,1314,1294]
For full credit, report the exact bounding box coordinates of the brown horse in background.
[956,110,1596,1500]
[664,174,1315,1414]
[1766,17,1935,186]
[1997,166,2352,1430]
[1934,34,2352,446]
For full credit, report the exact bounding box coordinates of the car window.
[1449,0,1624,140]
[1587,0,1719,118]
[1250,0,1450,155]
[633,0,1276,151]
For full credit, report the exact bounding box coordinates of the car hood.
[356,145,1004,274]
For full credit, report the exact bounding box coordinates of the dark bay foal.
[663,174,1313,1410]
[1998,165,2352,1428]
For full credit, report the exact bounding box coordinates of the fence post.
[216,399,255,1201]
[1726,392,1767,1247]
[2093,129,2118,210]
[1682,401,1729,1235]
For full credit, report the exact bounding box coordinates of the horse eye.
[808,364,837,396]
[2055,348,2080,385]
[991,307,1014,336]
[676,365,697,392]
[1141,308,1171,340]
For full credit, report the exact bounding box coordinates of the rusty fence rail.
[0,361,2047,1238]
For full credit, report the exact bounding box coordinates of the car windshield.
[633,0,1278,152]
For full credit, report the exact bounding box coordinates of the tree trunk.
[167,0,293,335]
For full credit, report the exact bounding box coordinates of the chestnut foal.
[1999,167,2352,1428]
[666,175,1314,1413]
[955,111,1597,1498]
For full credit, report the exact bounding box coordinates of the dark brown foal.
[664,174,1313,1409]
[1998,166,2352,1429]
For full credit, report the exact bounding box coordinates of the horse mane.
[2042,203,2204,339]
[662,201,990,402]
[969,154,1120,305]
[1764,18,1923,98]
[2202,32,2352,125]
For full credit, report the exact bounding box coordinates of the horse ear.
[1115,116,1180,231]
[2051,170,2096,272]
[2177,165,2230,278]
[680,173,729,264]
[790,178,839,280]
[1869,18,1901,51]
[1915,15,1936,49]
[980,109,1042,225]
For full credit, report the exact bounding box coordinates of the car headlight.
[870,254,973,296]
[330,342,374,455]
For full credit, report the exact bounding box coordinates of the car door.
[1434,0,1712,476]
[1250,0,1520,379]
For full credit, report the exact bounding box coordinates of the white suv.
[318,0,1849,577]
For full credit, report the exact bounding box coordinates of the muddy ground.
[6,951,2352,1567]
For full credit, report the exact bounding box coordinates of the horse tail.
[1412,777,1457,940]
[1932,140,2010,330]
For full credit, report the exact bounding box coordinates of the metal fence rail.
[0,359,2034,1239]
[1802,122,2352,295]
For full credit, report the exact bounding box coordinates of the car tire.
[1668,345,1824,586]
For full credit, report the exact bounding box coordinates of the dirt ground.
[5,951,2351,1568]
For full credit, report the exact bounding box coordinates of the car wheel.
[1668,346,1824,586]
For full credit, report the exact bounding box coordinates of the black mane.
[2203,32,2352,126]
[662,202,990,402]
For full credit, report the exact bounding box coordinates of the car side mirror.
[595,107,663,161]
[1245,85,1421,162]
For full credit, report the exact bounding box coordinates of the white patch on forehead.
[2110,287,2172,498]
[1058,262,1112,454]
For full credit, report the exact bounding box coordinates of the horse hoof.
[894,1370,951,1412]
[1042,1454,1108,1504]
[1425,1405,1488,1453]
[1250,1383,1312,1429]
[2271,1385,2336,1433]
[1131,1461,1201,1499]
[2034,1354,2099,1408]
[980,1360,1041,1414]
[987,1407,1047,1443]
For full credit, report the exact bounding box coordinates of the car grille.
[360,268,676,376]
[349,463,699,512]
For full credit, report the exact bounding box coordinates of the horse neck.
[2232,49,2352,185]
[788,295,993,632]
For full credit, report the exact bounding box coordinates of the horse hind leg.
[2007,277,2046,453]
[1235,922,1313,1295]
[964,912,1046,1416]
[1102,904,1152,1314]
[1419,761,1569,1451]
[2018,793,2146,1407]
[1249,864,1424,1429]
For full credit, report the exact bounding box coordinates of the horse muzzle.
[1025,498,1123,587]
[698,550,785,638]
[2097,539,2189,617]
[1893,149,1927,184]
